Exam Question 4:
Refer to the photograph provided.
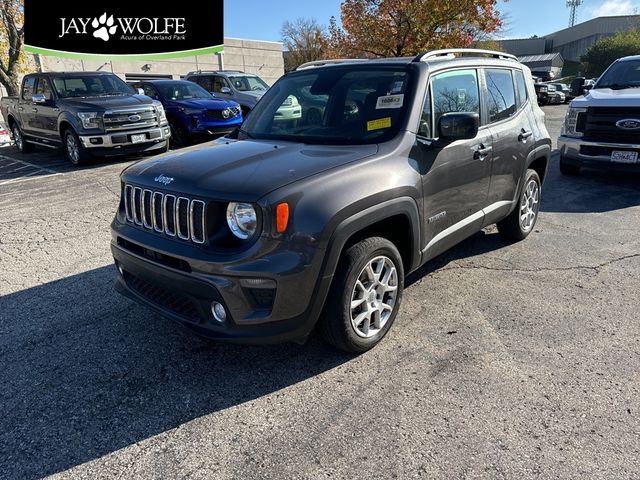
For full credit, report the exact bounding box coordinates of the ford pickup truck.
[0,71,170,165]
[559,55,640,175]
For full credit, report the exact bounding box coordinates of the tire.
[559,157,580,176]
[497,169,541,242]
[63,129,91,166]
[11,123,34,153]
[169,120,189,147]
[320,237,404,353]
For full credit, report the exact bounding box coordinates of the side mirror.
[570,77,585,97]
[137,88,145,95]
[220,87,232,94]
[32,93,47,104]
[438,112,479,142]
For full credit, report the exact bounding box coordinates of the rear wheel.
[63,129,91,166]
[12,123,34,153]
[320,237,404,353]
[497,169,541,241]
[559,157,580,176]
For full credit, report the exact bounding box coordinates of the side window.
[515,70,528,108]
[431,69,480,130]
[192,76,213,92]
[485,69,517,123]
[418,87,432,138]
[142,84,158,98]
[212,76,229,93]
[22,77,36,100]
[35,78,52,100]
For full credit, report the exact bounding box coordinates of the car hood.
[123,139,378,202]
[168,98,239,110]
[58,94,154,111]
[571,87,640,108]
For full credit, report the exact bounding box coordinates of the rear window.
[22,77,36,100]
[514,70,528,107]
[485,69,517,123]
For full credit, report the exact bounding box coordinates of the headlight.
[77,112,101,129]
[539,86,548,93]
[179,107,201,115]
[226,202,257,239]
[562,107,587,137]
[154,103,167,121]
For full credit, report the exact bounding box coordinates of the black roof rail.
[413,48,518,63]
[296,59,369,70]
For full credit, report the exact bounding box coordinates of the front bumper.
[558,136,640,170]
[110,223,332,344]
[79,125,171,149]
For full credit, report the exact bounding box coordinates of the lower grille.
[204,107,241,120]
[124,184,206,244]
[124,271,200,322]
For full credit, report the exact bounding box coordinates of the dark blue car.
[132,80,243,146]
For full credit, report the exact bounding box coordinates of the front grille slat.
[103,108,159,133]
[584,107,640,144]
[124,184,206,244]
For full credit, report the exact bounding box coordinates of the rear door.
[415,68,493,260]
[19,76,37,135]
[483,68,533,224]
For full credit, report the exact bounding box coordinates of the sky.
[223,0,640,43]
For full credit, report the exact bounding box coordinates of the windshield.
[240,67,413,145]
[156,82,212,101]
[52,74,134,98]
[595,59,640,89]
[227,75,269,92]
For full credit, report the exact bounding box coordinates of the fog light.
[90,137,103,145]
[211,302,227,322]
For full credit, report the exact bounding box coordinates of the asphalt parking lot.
[1,104,639,479]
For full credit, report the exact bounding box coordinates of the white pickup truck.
[558,55,640,175]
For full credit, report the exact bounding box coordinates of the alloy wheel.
[66,134,79,163]
[12,125,23,150]
[350,256,398,338]
[520,179,540,232]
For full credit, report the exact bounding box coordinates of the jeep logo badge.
[154,174,174,186]
[128,114,142,122]
[616,119,640,130]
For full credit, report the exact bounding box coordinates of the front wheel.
[320,237,404,353]
[169,120,189,147]
[63,129,91,166]
[497,169,541,241]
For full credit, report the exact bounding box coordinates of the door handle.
[518,129,533,142]
[474,144,493,160]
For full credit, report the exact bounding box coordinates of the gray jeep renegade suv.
[111,49,551,353]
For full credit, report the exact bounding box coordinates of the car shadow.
[0,265,352,479]
[540,154,640,213]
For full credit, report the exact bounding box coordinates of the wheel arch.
[526,143,551,184]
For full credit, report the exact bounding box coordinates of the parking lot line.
[0,155,57,174]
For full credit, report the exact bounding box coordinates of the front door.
[414,68,493,261]
[32,77,59,144]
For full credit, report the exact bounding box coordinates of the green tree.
[0,0,28,96]
[581,30,640,77]
[281,18,327,71]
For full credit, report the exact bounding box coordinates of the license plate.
[611,151,638,164]
[131,134,147,144]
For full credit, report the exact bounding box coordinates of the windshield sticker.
[376,94,404,109]
[367,117,392,131]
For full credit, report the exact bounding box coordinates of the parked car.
[0,71,170,165]
[131,80,243,146]
[0,126,11,146]
[184,70,269,116]
[531,70,555,82]
[550,83,573,103]
[550,89,566,105]
[111,49,551,353]
[534,82,557,105]
[559,55,640,175]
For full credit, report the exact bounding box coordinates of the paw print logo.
[92,13,117,41]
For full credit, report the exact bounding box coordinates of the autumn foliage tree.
[0,0,27,96]
[328,0,505,58]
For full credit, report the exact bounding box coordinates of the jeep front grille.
[124,185,206,244]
